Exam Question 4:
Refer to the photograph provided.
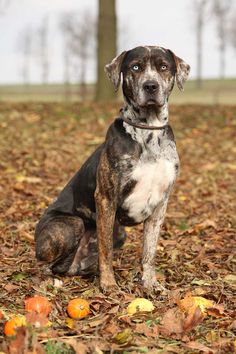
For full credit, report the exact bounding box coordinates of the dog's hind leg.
[35,215,85,275]
[67,227,98,276]
[66,222,127,276]
[113,221,127,249]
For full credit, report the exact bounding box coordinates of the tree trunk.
[195,0,208,90]
[95,0,117,101]
[196,13,203,89]
[219,23,226,79]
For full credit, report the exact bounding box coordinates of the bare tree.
[229,13,236,52]
[35,16,50,84]
[60,10,96,99]
[17,28,32,85]
[62,35,72,101]
[96,0,117,101]
[193,0,209,89]
[213,0,232,79]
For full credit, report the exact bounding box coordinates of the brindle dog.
[35,46,190,292]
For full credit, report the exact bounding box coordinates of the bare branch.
[59,10,96,98]
[34,16,50,84]
[212,0,232,78]
[192,0,210,88]
[16,27,32,85]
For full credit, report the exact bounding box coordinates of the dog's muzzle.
[143,80,159,95]
[140,80,164,107]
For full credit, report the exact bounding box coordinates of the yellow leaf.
[178,294,215,317]
[206,330,218,343]
[65,317,75,329]
[113,328,132,344]
[127,298,155,315]
[38,201,46,209]
[178,195,187,201]
[15,175,42,184]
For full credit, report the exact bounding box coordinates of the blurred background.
[0,0,235,104]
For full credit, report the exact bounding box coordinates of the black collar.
[120,116,169,130]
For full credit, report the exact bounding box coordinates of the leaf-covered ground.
[0,102,235,353]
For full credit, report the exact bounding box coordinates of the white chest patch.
[122,158,176,223]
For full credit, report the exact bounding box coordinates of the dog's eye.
[161,65,167,71]
[132,65,140,71]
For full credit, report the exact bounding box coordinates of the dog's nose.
[143,81,158,94]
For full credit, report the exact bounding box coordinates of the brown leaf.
[134,323,159,338]
[185,341,215,353]
[183,306,205,332]
[88,316,109,328]
[207,304,225,318]
[4,284,18,293]
[61,339,88,354]
[104,322,120,335]
[161,307,184,335]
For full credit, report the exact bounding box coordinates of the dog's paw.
[142,270,167,293]
[100,275,119,294]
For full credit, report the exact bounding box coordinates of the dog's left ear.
[105,51,127,91]
[168,50,190,91]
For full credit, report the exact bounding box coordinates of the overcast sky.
[0,0,235,84]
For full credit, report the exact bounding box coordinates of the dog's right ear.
[104,51,127,91]
[168,49,190,91]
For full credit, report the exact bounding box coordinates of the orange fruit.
[4,316,26,336]
[25,295,52,316]
[67,298,90,319]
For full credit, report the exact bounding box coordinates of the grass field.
[0,78,235,104]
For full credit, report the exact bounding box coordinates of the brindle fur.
[35,46,190,292]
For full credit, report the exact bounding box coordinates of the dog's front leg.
[95,153,118,293]
[142,197,169,292]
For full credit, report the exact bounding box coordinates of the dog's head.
[105,46,190,109]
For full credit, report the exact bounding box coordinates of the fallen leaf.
[183,306,205,332]
[53,278,63,288]
[207,304,225,317]
[134,323,159,338]
[206,330,218,343]
[160,307,184,335]
[65,317,75,329]
[185,340,215,353]
[113,328,132,344]
[4,284,18,293]
[61,339,88,354]
[191,279,211,286]
[15,175,42,184]
[104,322,120,335]
[127,298,155,315]
[178,294,215,316]
[223,274,236,286]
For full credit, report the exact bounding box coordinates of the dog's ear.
[104,51,127,91]
[168,50,190,91]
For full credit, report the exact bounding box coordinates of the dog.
[35,46,190,292]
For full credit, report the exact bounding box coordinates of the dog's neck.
[121,102,169,128]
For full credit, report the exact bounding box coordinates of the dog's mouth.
[146,98,158,106]
[140,98,165,108]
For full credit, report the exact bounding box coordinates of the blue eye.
[132,65,139,71]
[161,65,167,71]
